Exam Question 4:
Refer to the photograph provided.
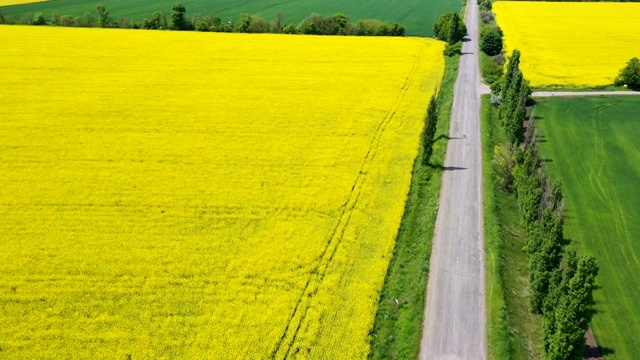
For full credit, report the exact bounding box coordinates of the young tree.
[95,4,109,27]
[33,12,46,25]
[422,94,438,165]
[491,144,516,191]
[614,57,640,90]
[271,11,284,33]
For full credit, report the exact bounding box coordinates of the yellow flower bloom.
[0,26,444,358]
[494,2,640,87]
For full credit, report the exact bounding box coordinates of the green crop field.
[0,0,460,36]
[534,97,640,360]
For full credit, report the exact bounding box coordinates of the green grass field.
[534,97,640,360]
[0,0,460,36]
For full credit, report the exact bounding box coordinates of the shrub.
[482,60,504,84]
[481,27,503,56]
[493,53,506,65]
[480,10,494,24]
[491,92,503,107]
[117,17,128,29]
[283,23,297,34]
[50,11,60,25]
[195,20,208,31]
[480,1,492,11]
[19,13,33,25]
[614,57,640,90]
[443,42,462,57]
[60,15,74,27]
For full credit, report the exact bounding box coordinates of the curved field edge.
[0,26,445,358]
[368,55,459,360]
[482,96,544,360]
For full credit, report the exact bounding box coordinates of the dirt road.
[419,0,487,359]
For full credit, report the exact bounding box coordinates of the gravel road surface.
[419,0,487,358]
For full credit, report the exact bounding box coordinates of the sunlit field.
[0,0,460,36]
[0,26,444,358]
[535,97,640,360]
[494,2,640,88]
[0,0,47,6]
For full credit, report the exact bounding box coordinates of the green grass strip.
[481,95,511,360]
[481,96,544,360]
[368,55,459,360]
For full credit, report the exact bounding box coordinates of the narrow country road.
[419,0,487,358]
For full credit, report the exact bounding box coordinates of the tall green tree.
[543,248,598,360]
[95,4,109,27]
[170,3,189,30]
[433,12,466,44]
[422,94,438,164]
[501,50,521,100]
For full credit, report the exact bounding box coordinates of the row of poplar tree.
[495,50,600,360]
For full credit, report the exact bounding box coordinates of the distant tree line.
[0,3,405,36]
[491,50,600,360]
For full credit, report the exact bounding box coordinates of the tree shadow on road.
[428,163,467,171]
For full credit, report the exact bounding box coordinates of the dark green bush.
[481,27,503,56]
[444,42,462,57]
[482,61,504,84]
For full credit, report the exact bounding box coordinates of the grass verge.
[481,96,544,360]
[531,84,632,93]
[368,54,459,360]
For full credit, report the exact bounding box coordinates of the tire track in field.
[270,54,425,358]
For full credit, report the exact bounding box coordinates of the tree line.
[492,50,600,360]
[0,3,405,36]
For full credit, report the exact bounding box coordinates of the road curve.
[532,91,640,97]
[419,0,487,359]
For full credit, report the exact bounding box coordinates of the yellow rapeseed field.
[494,2,640,87]
[0,0,48,6]
[0,26,444,358]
